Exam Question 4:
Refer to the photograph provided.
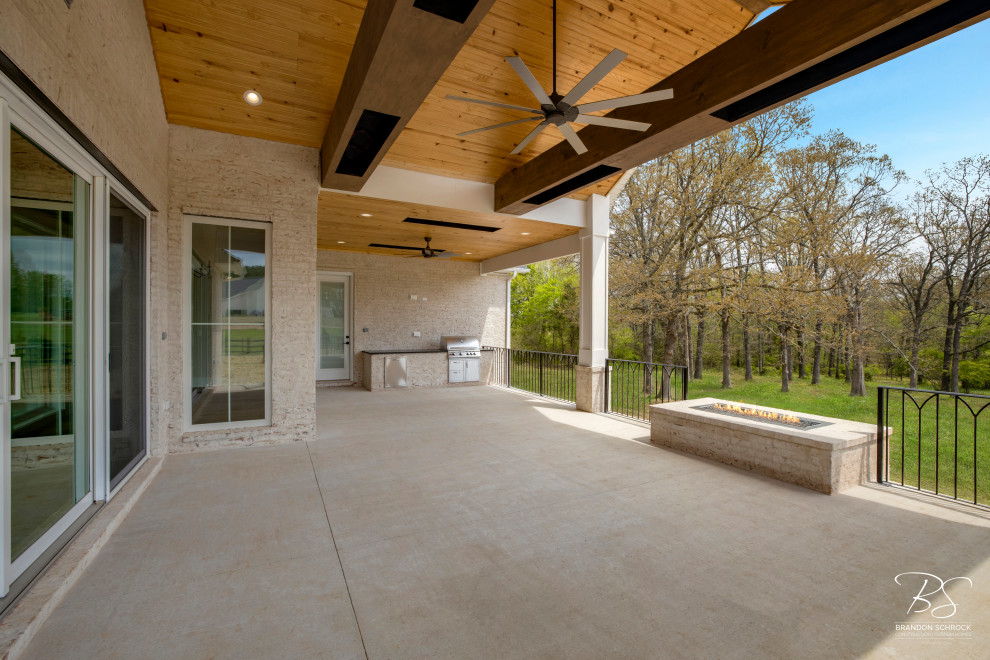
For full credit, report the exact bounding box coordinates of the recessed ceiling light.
[336,241,346,244]
[359,212,373,217]
[243,90,262,106]
[465,252,472,255]
[521,232,531,235]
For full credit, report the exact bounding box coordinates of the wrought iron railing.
[605,359,689,422]
[877,386,990,508]
[485,347,577,403]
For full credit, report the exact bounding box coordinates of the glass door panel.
[108,193,145,488]
[190,221,267,426]
[317,277,349,381]
[8,128,89,561]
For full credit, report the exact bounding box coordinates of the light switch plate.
[413,331,421,337]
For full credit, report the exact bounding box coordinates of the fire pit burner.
[691,403,833,430]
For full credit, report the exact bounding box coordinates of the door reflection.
[9,129,89,560]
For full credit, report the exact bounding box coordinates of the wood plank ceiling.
[144,0,759,181]
[317,191,578,261]
[143,0,765,257]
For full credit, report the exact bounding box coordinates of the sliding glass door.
[7,126,91,573]
[107,193,146,489]
[1,79,151,599]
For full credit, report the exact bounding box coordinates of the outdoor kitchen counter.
[361,349,448,354]
[361,349,493,391]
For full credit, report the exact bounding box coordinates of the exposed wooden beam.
[494,0,990,214]
[735,0,773,15]
[320,0,495,191]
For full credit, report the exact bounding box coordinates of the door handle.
[9,356,21,401]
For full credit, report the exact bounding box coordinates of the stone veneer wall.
[1,0,172,455]
[166,125,319,453]
[316,250,510,386]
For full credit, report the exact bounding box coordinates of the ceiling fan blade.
[457,116,544,137]
[575,88,674,114]
[574,114,651,131]
[510,121,550,155]
[560,49,627,107]
[555,123,588,155]
[445,95,544,116]
[506,57,554,107]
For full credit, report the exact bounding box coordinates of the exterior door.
[4,124,93,587]
[107,193,146,489]
[316,274,351,381]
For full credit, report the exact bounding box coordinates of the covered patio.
[18,386,990,659]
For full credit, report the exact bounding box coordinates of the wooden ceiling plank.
[319,0,498,190]
[494,0,990,213]
[316,190,578,261]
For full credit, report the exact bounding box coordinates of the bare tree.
[918,156,990,392]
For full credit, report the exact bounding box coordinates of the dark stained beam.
[494,0,990,214]
[320,0,495,191]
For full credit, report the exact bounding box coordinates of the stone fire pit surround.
[649,397,884,494]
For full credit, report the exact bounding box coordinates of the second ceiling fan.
[447,0,674,156]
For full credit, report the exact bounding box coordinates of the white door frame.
[316,272,353,381]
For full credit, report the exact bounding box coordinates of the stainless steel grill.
[443,336,480,383]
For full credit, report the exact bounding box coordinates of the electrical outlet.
[413,331,421,337]
[410,294,418,301]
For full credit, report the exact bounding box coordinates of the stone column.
[576,194,609,413]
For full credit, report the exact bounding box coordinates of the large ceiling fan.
[446,0,673,156]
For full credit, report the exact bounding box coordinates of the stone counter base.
[362,351,493,391]
[649,398,883,494]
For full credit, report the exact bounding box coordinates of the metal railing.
[485,346,577,403]
[605,359,689,422]
[877,386,990,508]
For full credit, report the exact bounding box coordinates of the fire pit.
[691,402,832,430]
[649,397,883,494]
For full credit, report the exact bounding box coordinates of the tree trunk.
[743,313,753,381]
[641,320,655,395]
[797,333,806,379]
[684,312,693,380]
[940,298,957,391]
[758,331,765,375]
[660,315,680,401]
[850,293,867,397]
[780,326,790,393]
[950,318,963,392]
[909,330,921,389]
[721,308,731,389]
[844,331,852,384]
[694,313,705,380]
[827,345,834,378]
[811,318,822,385]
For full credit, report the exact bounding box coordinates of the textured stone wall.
[0,0,169,208]
[1,0,172,456]
[649,398,880,494]
[166,125,319,453]
[316,250,510,386]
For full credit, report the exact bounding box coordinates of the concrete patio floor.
[19,386,990,659]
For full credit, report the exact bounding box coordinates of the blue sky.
[803,18,990,198]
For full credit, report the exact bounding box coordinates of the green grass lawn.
[500,356,990,504]
[686,368,990,505]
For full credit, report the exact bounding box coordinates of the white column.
[579,194,609,368]
[576,194,609,412]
